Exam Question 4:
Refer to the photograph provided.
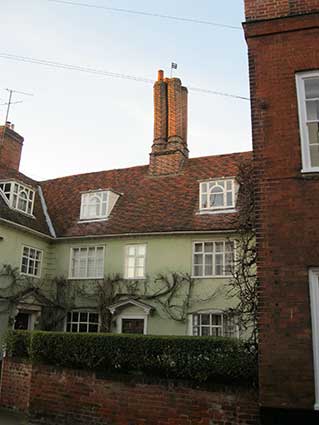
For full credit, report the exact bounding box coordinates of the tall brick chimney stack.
[149,70,188,175]
[0,122,24,171]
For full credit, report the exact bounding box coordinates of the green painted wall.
[0,223,51,276]
[0,223,245,339]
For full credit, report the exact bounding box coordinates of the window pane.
[89,313,99,323]
[201,183,208,193]
[194,243,203,253]
[127,267,135,278]
[226,180,232,190]
[215,254,223,275]
[226,191,233,206]
[137,245,146,256]
[136,267,144,278]
[128,246,135,256]
[211,315,222,326]
[79,324,87,333]
[305,78,319,99]
[211,327,221,337]
[310,144,319,168]
[204,243,213,253]
[193,265,202,276]
[88,324,98,333]
[306,100,319,121]
[204,255,213,276]
[210,192,223,207]
[194,254,203,265]
[215,242,223,253]
[201,327,210,336]
[201,314,210,325]
[80,312,88,322]
[72,312,79,321]
[201,194,208,208]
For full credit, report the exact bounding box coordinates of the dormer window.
[79,189,120,222]
[200,179,236,211]
[0,181,35,215]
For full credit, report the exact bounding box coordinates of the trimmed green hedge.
[4,330,257,384]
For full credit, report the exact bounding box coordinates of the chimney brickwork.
[245,0,319,21]
[149,71,188,176]
[0,123,24,171]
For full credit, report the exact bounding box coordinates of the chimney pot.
[158,70,164,81]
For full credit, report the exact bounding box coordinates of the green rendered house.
[0,71,251,341]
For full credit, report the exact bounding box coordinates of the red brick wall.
[0,358,260,425]
[0,358,32,412]
[0,126,23,171]
[244,4,319,410]
[245,0,319,21]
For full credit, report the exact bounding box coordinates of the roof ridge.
[39,150,252,184]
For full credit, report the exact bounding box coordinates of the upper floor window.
[69,246,105,279]
[79,189,120,222]
[193,240,234,278]
[200,179,236,211]
[80,191,108,220]
[124,244,146,279]
[296,71,319,172]
[20,245,42,278]
[0,181,35,215]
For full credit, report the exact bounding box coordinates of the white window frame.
[117,315,147,335]
[20,245,43,278]
[192,240,234,278]
[188,311,239,338]
[124,244,147,280]
[296,71,319,173]
[0,180,35,216]
[69,245,105,279]
[309,268,319,410]
[199,178,236,213]
[65,310,100,333]
[80,190,109,221]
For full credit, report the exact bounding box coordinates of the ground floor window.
[120,317,145,334]
[192,312,237,337]
[66,311,99,333]
[14,312,31,330]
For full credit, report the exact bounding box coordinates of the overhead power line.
[0,53,250,101]
[47,0,242,30]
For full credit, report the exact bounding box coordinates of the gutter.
[0,217,53,240]
[55,229,237,241]
[0,218,237,242]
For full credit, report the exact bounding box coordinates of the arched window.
[80,191,108,220]
[200,179,236,211]
[0,181,35,215]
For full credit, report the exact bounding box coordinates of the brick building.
[244,0,319,422]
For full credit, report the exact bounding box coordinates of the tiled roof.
[40,151,252,238]
[0,167,51,236]
[0,151,252,239]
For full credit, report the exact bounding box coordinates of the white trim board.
[309,268,319,410]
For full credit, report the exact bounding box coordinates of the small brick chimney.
[149,70,188,175]
[0,122,24,171]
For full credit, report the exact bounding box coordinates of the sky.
[0,0,251,181]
